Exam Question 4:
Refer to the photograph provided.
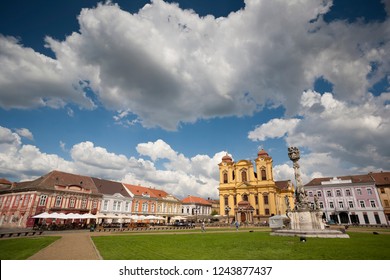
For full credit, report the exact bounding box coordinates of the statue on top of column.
[288,147,310,211]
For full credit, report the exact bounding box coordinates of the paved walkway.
[28,231,102,260]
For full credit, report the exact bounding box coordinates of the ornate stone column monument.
[271,147,349,238]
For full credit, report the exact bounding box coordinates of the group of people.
[200,220,241,232]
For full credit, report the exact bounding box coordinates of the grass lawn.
[92,231,390,260]
[0,236,60,260]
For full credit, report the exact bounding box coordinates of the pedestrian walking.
[201,221,206,232]
[235,220,239,231]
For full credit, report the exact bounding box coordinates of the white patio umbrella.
[32,212,51,218]
[144,215,158,220]
[171,216,187,220]
[48,212,65,219]
[66,213,83,219]
[80,213,97,219]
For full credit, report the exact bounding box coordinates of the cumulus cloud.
[15,128,34,141]
[249,89,390,180]
[2,0,388,130]
[0,126,73,180]
[0,127,222,197]
[0,35,95,110]
[248,118,300,141]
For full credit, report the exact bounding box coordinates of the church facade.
[218,149,295,224]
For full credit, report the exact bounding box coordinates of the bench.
[0,231,43,238]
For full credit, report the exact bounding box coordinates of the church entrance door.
[241,212,246,223]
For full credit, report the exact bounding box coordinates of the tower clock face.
[223,162,227,166]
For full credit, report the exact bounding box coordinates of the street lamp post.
[225,206,231,224]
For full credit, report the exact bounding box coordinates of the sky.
[0,0,389,199]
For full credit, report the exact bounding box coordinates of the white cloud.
[0,127,221,198]
[3,0,387,130]
[251,89,390,179]
[248,118,300,141]
[0,126,73,180]
[0,35,95,110]
[15,128,34,141]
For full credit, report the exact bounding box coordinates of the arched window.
[241,170,247,182]
[261,169,267,180]
[223,172,228,183]
[243,194,248,201]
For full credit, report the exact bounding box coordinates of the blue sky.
[0,0,389,198]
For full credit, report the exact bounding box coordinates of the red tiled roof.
[275,180,293,190]
[123,183,158,198]
[13,170,100,194]
[182,195,212,205]
[369,171,390,186]
[92,177,131,197]
[0,178,12,185]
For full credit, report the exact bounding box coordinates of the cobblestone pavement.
[28,231,102,260]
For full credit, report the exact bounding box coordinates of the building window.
[13,195,20,207]
[319,202,324,208]
[81,198,87,209]
[265,208,270,215]
[223,173,228,183]
[113,201,123,211]
[39,195,48,206]
[380,188,385,194]
[92,200,97,209]
[326,191,332,197]
[345,189,351,196]
[374,214,381,224]
[103,200,109,211]
[336,190,341,197]
[263,195,269,205]
[255,196,258,204]
[22,195,29,206]
[69,198,76,208]
[55,196,62,207]
[357,189,362,195]
[363,214,369,224]
[151,203,155,213]
[359,200,365,208]
[370,200,376,208]
[241,170,247,182]
[338,201,344,209]
[261,169,266,180]
[317,191,322,197]
[348,201,354,208]
[134,201,139,212]
[243,194,248,201]
[125,202,130,212]
[367,188,372,195]
[308,191,313,197]
[224,196,228,206]
[142,202,148,212]
[329,201,334,208]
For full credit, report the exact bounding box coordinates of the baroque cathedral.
[218,149,295,224]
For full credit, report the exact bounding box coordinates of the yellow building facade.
[218,149,295,224]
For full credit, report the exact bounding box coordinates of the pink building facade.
[305,175,387,225]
